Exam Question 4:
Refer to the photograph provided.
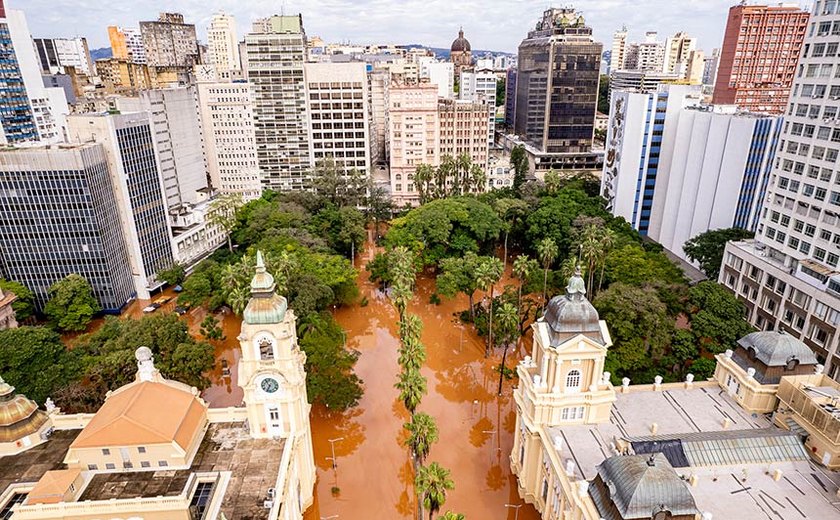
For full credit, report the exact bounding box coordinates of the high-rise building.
[637,31,665,72]
[207,12,240,76]
[195,74,262,201]
[368,66,390,165]
[67,113,174,300]
[419,59,454,98]
[603,85,783,259]
[460,70,497,148]
[0,143,135,312]
[703,48,721,86]
[245,15,310,191]
[115,87,209,210]
[504,68,517,128]
[304,62,371,179]
[610,26,628,72]
[438,97,489,170]
[623,42,640,70]
[684,49,705,84]
[140,12,199,69]
[514,8,601,154]
[108,26,147,64]
[0,4,68,145]
[713,3,809,114]
[388,82,440,205]
[720,0,840,380]
[663,31,697,76]
[609,69,682,94]
[33,37,94,76]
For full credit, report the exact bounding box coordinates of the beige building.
[438,98,489,171]
[511,269,840,519]
[0,253,316,519]
[388,82,440,205]
[0,288,17,329]
[207,12,241,77]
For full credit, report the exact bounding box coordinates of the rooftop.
[0,429,80,494]
[550,385,840,519]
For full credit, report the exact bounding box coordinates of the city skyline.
[22,0,739,54]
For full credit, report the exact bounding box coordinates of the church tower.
[237,251,316,508]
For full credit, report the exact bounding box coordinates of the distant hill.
[404,44,514,61]
[90,47,112,61]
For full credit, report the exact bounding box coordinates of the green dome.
[243,251,287,325]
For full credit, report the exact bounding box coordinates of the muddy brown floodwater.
[71,239,541,519]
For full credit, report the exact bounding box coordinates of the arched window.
[259,338,274,360]
[566,369,581,391]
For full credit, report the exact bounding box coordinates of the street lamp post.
[326,437,345,469]
[505,503,522,520]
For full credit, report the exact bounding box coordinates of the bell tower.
[237,251,315,507]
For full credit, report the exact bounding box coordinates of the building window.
[87,464,98,471]
[138,446,146,454]
[105,463,116,470]
[159,460,168,467]
[259,338,274,360]
[565,370,581,391]
[141,461,151,468]
[102,448,110,456]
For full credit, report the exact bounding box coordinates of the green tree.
[311,157,366,207]
[597,74,610,114]
[495,76,505,107]
[544,170,563,194]
[439,513,465,520]
[199,315,225,341]
[475,257,504,356]
[298,313,363,411]
[437,252,488,322]
[395,367,427,416]
[683,228,754,280]
[0,279,35,322]
[690,358,717,380]
[510,145,528,194]
[207,192,244,252]
[398,314,426,372]
[388,246,416,320]
[310,205,366,258]
[537,238,559,310]
[687,281,754,354]
[158,263,186,286]
[404,411,439,465]
[416,462,455,520]
[44,274,101,332]
[0,326,77,404]
[495,302,520,395]
[494,198,529,269]
[512,254,538,318]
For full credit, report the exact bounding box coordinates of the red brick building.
[713,4,809,114]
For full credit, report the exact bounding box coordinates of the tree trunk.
[598,259,606,295]
[498,343,510,395]
[503,231,509,270]
[542,267,549,312]
[486,285,495,358]
[468,293,475,322]
[227,235,233,253]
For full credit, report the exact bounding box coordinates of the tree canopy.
[0,278,35,322]
[684,228,754,280]
[44,274,100,332]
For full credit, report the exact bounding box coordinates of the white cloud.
[19,0,740,54]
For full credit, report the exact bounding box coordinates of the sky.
[18,0,797,55]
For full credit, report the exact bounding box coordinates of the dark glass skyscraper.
[514,8,602,154]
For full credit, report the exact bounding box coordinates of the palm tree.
[578,225,602,295]
[475,257,504,357]
[597,228,617,294]
[399,313,423,345]
[395,368,427,416]
[495,302,520,395]
[389,246,415,320]
[536,238,558,311]
[207,193,243,252]
[226,285,250,315]
[439,513,465,520]
[512,255,536,317]
[404,412,439,466]
[398,338,427,373]
[416,462,455,520]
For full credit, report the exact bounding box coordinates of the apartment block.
[609,26,628,73]
[108,26,146,64]
[207,12,241,76]
[33,37,94,76]
[720,0,840,381]
[140,12,198,69]
[637,31,665,72]
[418,59,454,98]
[460,70,497,148]
[245,15,310,191]
[388,82,440,205]
[663,31,696,76]
[438,98,489,170]
[713,3,809,114]
[67,113,174,299]
[0,143,134,312]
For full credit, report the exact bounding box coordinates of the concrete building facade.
[108,26,146,64]
[459,70,497,148]
[207,12,241,77]
[636,31,665,72]
[0,144,135,312]
[140,12,199,69]
[609,26,628,73]
[662,31,696,76]
[388,82,440,205]
[713,3,809,114]
[33,37,94,76]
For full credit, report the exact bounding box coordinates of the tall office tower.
[0,4,67,145]
[388,82,440,205]
[195,77,261,201]
[108,26,147,64]
[514,8,601,154]
[637,32,666,72]
[33,37,95,76]
[504,68,517,128]
[0,144,135,312]
[460,70,497,148]
[720,0,840,380]
[115,87,209,210]
[140,12,199,69]
[245,15,310,191]
[438,98,489,171]
[610,26,628,72]
[713,3,808,114]
[419,59,454,98]
[207,12,241,76]
[703,48,721,86]
[304,62,371,180]
[67,113,174,300]
[662,31,697,76]
[603,85,783,258]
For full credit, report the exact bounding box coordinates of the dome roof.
[243,251,288,325]
[737,331,818,367]
[0,375,49,443]
[544,267,601,335]
[451,28,471,52]
[592,454,699,519]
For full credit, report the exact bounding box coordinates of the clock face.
[260,377,280,394]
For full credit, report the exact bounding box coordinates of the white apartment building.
[418,59,454,98]
[207,12,241,77]
[603,85,783,260]
[195,77,261,201]
[115,87,208,210]
[460,70,497,149]
[245,15,310,191]
[703,48,721,86]
[610,27,628,72]
[663,31,697,76]
[304,62,371,179]
[720,0,840,381]
[637,32,665,72]
[388,82,440,205]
